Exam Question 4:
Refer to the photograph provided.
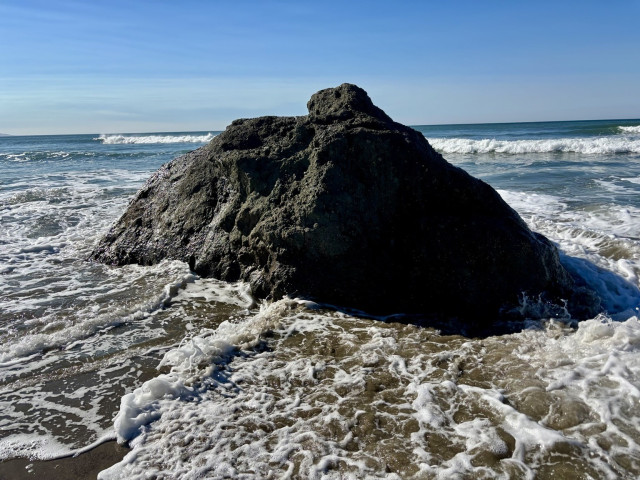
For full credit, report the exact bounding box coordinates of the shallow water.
[1,123,640,478]
[92,298,640,479]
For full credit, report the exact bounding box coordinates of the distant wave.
[95,133,215,144]
[618,125,640,134]
[427,137,640,154]
[2,151,72,162]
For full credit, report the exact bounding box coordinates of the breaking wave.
[427,136,640,155]
[95,133,215,144]
[619,125,640,134]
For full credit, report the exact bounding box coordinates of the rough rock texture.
[91,84,600,323]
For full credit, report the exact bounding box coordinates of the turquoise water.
[1,121,640,478]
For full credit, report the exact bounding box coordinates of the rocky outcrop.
[90,84,600,324]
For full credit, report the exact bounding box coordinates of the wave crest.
[619,125,640,134]
[427,136,640,154]
[95,133,215,144]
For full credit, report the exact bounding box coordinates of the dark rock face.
[91,84,600,324]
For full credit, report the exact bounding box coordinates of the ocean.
[1,120,640,479]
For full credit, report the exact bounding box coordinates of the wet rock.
[90,83,600,325]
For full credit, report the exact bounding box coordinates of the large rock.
[91,84,599,324]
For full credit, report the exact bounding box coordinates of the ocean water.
[1,120,640,479]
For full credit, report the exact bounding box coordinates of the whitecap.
[427,136,640,154]
[95,133,215,145]
[618,125,640,134]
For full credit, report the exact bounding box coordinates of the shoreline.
[0,441,129,480]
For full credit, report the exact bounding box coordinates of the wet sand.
[0,441,128,480]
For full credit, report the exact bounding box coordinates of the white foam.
[5,153,29,162]
[619,125,640,134]
[498,189,640,238]
[110,299,294,445]
[95,133,215,144]
[0,433,114,461]
[1,151,73,162]
[497,190,567,217]
[0,261,196,363]
[171,279,255,309]
[99,305,640,479]
[496,189,640,316]
[623,176,640,185]
[518,317,640,456]
[427,136,640,154]
[0,275,256,463]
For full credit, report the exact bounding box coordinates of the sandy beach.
[0,441,128,480]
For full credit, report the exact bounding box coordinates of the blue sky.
[1,0,639,135]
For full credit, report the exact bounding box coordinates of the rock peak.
[306,83,393,123]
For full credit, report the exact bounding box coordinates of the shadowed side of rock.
[90,83,601,325]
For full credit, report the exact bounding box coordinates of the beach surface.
[0,441,128,480]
